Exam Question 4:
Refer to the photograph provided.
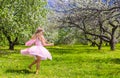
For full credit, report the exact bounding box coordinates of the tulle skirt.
[21,46,52,60]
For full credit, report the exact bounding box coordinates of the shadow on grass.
[48,48,76,54]
[0,49,19,57]
[6,69,35,74]
[0,45,102,56]
[48,48,100,54]
[110,58,120,64]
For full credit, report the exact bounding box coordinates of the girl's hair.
[31,27,44,39]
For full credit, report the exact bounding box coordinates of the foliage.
[1,45,120,77]
[48,0,120,50]
[0,0,47,49]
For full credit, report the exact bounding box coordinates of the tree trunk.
[105,43,109,46]
[9,42,15,50]
[109,39,115,51]
[98,39,102,50]
[98,45,101,50]
[110,43,115,51]
[7,36,18,50]
[90,42,96,47]
[108,21,118,51]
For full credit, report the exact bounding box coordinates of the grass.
[0,45,120,78]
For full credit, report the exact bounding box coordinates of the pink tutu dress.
[21,38,52,60]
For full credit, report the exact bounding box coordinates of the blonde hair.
[32,27,44,39]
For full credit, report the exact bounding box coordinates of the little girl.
[21,27,54,74]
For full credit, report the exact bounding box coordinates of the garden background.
[0,0,120,78]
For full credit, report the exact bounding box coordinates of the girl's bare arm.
[39,36,54,46]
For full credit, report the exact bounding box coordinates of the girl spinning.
[21,27,54,74]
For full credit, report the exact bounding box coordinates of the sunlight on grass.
[0,45,120,78]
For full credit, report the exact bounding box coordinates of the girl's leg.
[35,55,41,74]
[28,60,37,69]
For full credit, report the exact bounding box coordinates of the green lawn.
[0,45,120,78]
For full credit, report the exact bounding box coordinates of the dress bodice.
[35,38,43,46]
[25,38,43,46]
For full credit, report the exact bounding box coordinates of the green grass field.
[0,45,120,78]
